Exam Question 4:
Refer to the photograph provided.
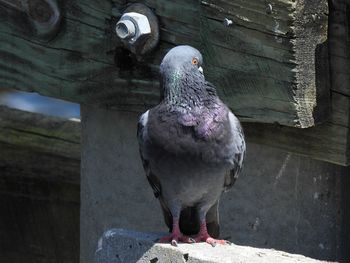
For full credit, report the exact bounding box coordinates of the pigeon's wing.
[137,110,173,228]
[137,110,162,198]
[224,112,246,191]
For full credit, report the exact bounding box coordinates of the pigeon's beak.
[198,66,204,74]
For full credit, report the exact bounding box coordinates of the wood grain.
[0,0,329,127]
[244,0,350,166]
[0,88,348,169]
[0,106,80,263]
[1,0,349,164]
[0,106,80,160]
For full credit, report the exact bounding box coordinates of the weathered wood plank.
[291,0,329,127]
[0,0,329,127]
[0,105,80,263]
[245,122,349,166]
[0,105,80,159]
[0,88,348,167]
[244,0,350,166]
[244,85,350,166]
[328,1,350,97]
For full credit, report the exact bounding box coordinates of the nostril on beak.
[198,66,204,74]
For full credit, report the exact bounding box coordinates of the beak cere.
[198,66,204,74]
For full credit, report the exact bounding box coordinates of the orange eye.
[191,58,199,65]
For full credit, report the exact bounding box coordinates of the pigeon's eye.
[191,58,199,65]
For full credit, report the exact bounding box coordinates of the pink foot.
[159,233,195,246]
[193,221,232,247]
[194,234,231,247]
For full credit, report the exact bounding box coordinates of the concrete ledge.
[95,229,335,263]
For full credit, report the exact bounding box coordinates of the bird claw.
[171,239,178,246]
[159,233,193,246]
[188,238,196,243]
[191,235,230,247]
[206,237,229,247]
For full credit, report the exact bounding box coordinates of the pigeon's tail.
[159,197,220,238]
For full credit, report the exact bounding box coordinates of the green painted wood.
[0,0,329,127]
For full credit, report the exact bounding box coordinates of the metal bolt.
[115,12,151,44]
[116,20,136,39]
[114,3,159,55]
[223,18,233,27]
[19,0,62,40]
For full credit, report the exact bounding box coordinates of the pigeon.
[137,45,245,246]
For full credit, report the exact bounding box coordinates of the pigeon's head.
[160,45,204,82]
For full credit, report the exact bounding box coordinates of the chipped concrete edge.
[95,229,337,263]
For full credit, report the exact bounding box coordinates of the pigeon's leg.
[158,204,193,246]
[193,206,230,247]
